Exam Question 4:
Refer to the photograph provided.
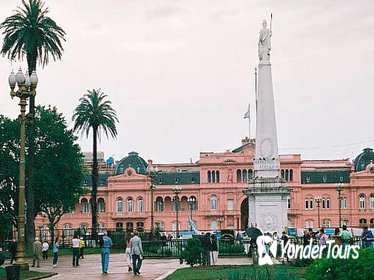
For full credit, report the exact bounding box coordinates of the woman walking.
[52,238,59,268]
[125,233,133,272]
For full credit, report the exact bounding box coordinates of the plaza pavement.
[27,254,252,280]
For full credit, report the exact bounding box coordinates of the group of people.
[31,237,61,268]
[200,232,218,266]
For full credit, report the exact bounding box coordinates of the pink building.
[37,140,374,236]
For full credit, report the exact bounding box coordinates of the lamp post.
[335,183,343,228]
[187,197,196,231]
[173,185,181,238]
[315,196,321,228]
[146,162,158,235]
[9,67,38,268]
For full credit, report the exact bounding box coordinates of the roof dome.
[114,151,148,175]
[354,148,374,172]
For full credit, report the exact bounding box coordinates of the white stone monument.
[244,16,290,234]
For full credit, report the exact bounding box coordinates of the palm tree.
[0,0,65,252]
[73,89,119,239]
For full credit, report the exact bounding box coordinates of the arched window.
[207,171,212,183]
[236,170,242,183]
[322,219,331,228]
[289,169,293,182]
[98,198,105,213]
[281,169,285,179]
[341,197,348,209]
[156,197,164,212]
[116,197,123,212]
[248,169,253,179]
[287,198,291,209]
[116,222,123,231]
[216,170,220,183]
[126,222,133,231]
[370,194,374,209]
[81,198,89,213]
[137,222,144,232]
[210,195,218,211]
[285,169,289,181]
[305,196,313,209]
[370,218,374,226]
[212,170,216,183]
[359,194,366,209]
[137,197,144,212]
[242,169,248,183]
[322,197,330,209]
[127,197,133,212]
[62,224,73,239]
[359,218,367,226]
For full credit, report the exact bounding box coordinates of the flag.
[188,217,199,234]
[244,103,250,119]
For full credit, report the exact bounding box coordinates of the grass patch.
[0,267,52,280]
[164,264,306,280]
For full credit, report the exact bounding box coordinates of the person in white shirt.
[42,241,49,260]
[72,235,80,266]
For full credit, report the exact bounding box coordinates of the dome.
[354,148,374,172]
[114,152,148,175]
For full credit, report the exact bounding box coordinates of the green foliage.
[219,243,245,255]
[179,238,203,267]
[0,0,66,72]
[107,231,126,250]
[304,248,374,280]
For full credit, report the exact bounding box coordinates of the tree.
[33,106,86,244]
[72,89,118,240]
[0,0,66,252]
[0,107,84,246]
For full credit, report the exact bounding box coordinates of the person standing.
[72,235,80,267]
[9,240,17,264]
[211,234,218,265]
[361,226,374,248]
[340,225,353,247]
[332,228,342,246]
[130,231,143,275]
[125,233,133,272]
[79,237,85,259]
[201,232,212,266]
[31,237,42,268]
[42,240,49,260]
[101,232,113,274]
[52,238,59,268]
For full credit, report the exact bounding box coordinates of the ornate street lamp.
[146,162,158,235]
[187,197,196,231]
[173,185,181,237]
[335,183,343,228]
[314,196,321,229]
[9,67,38,268]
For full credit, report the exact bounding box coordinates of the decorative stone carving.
[258,20,271,62]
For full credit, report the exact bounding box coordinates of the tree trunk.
[91,127,98,241]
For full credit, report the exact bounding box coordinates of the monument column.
[243,18,290,234]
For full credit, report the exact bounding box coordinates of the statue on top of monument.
[258,16,272,62]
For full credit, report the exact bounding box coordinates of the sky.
[1,0,374,164]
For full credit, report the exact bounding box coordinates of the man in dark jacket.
[201,232,212,266]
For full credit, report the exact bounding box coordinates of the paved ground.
[25,254,251,280]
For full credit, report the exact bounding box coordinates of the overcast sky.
[1,0,373,164]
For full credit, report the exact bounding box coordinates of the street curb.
[154,268,178,280]
[28,272,58,280]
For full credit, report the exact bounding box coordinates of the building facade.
[36,141,374,237]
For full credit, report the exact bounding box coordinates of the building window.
[370,218,374,226]
[216,171,220,183]
[227,199,234,211]
[236,170,242,183]
[81,198,89,213]
[285,169,289,181]
[359,218,367,226]
[210,195,218,211]
[322,219,331,228]
[137,222,144,232]
[242,169,248,183]
[305,220,313,228]
[359,194,366,209]
[248,169,253,179]
[137,197,144,212]
[322,197,330,209]
[289,169,293,182]
[370,194,374,209]
[156,197,164,212]
[126,222,133,231]
[127,197,133,212]
[116,197,123,212]
[98,198,105,213]
[210,220,218,231]
[341,197,348,209]
[207,171,212,183]
[305,197,313,209]
[116,222,123,231]
[62,224,73,240]
[287,198,291,209]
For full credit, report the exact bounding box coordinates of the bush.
[304,248,374,280]
[219,243,245,255]
[179,238,203,267]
